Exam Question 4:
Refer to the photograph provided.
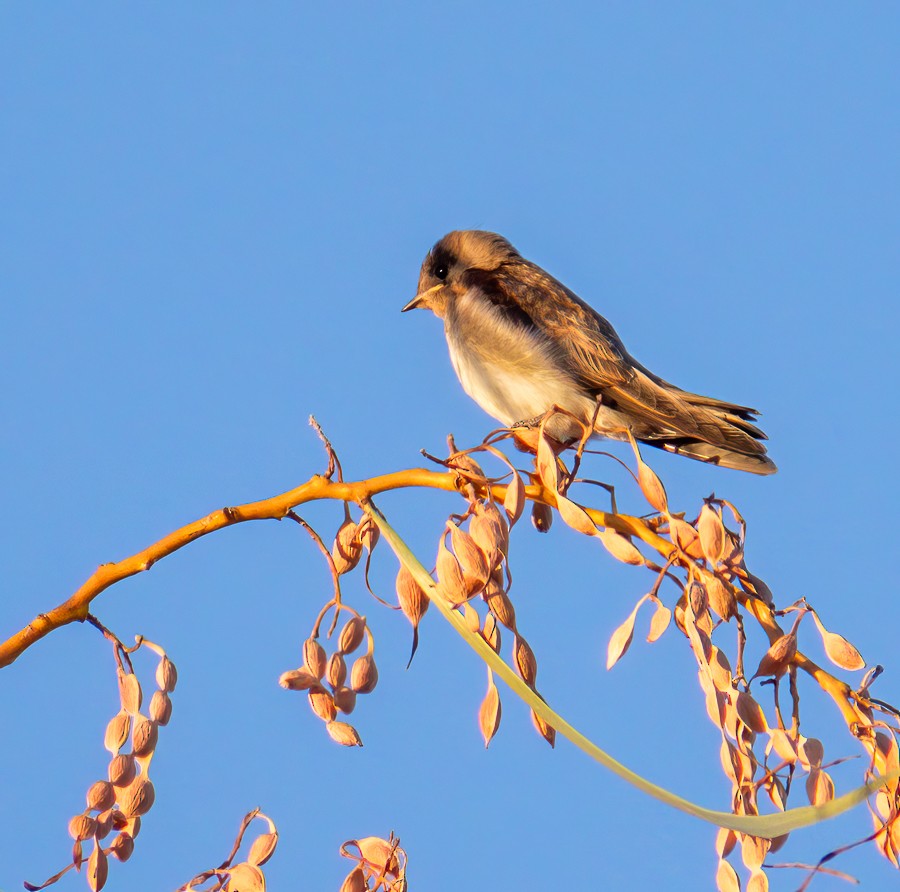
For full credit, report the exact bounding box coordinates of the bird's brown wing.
[480,259,767,455]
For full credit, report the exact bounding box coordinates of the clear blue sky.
[2,5,899,890]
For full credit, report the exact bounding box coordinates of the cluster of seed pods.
[27,640,176,892]
[338,834,407,892]
[279,612,376,747]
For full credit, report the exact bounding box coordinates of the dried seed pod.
[531,709,556,747]
[225,863,265,892]
[606,604,638,670]
[810,611,865,671]
[482,614,501,652]
[351,654,378,694]
[597,529,643,565]
[333,686,357,714]
[513,636,538,687]
[326,720,363,747]
[396,565,429,626]
[131,715,158,758]
[436,533,469,604]
[87,843,108,892]
[117,671,142,714]
[636,456,668,514]
[149,690,173,725]
[327,652,347,689]
[448,449,484,480]
[248,831,278,867]
[463,602,481,633]
[155,656,178,693]
[278,668,319,691]
[109,832,134,863]
[735,692,768,734]
[503,470,525,524]
[341,866,367,892]
[754,632,798,679]
[68,814,97,841]
[449,522,490,587]
[470,502,508,569]
[108,754,137,788]
[478,670,502,747]
[484,582,516,631]
[332,519,363,575]
[303,638,327,679]
[119,775,155,817]
[338,616,367,654]
[706,575,737,621]
[104,712,131,755]
[698,503,727,564]
[86,781,116,812]
[94,809,115,840]
[668,516,703,558]
[531,501,553,533]
[356,837,400,877]
[309,688,338,722]
[355,514,380,552]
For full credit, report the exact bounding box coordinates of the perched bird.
[402,230,776,475]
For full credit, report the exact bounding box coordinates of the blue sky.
[2,5,899,890]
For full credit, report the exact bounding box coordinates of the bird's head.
[402,230,520,318]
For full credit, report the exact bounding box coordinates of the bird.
[402,230,776,475]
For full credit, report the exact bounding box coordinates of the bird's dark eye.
[434,264,449,280]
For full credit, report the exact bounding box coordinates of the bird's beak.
[401,284,442,312]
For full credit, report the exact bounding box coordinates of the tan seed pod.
[303,638,327,679]
[470,502,508,569]
[86,780,116,812]
[530,501,553,533]
[117,671,142,714]
[155,656,178,693]
[340,866,367,892]
[448,448,485,480]
[108,754,137,788]
[149,690,173,725]
[706,575,737,621]
[484,583,517,631]
[124,815,141,838]
[482,613,501,652]
[327,652,348,689]
[754,632,797,679]
[278,668,319,691]
[131,715,158,758]
[248,830,278,867]
[225,862,265,892]
[338,616,367,654]
[463,602,481,634]
[687,581,709,619]
[94,809,115,840]
[606,603,638,670]
[356,836,400,877]
[355,514,380,552]
[351,654,378,694]
[743,572,775,606]
[332,519,363,575]
[87,843,108,892]
[646,597,671,643]
[636,457,668,514]
[531,708,556,747]
[72,839,84,871]
[668,516,704,559]
[513,636,538,687]
[810,611,865,671]
[333,686,357,714]
[326,720,363,747]
[503,470,525,525]
[109,831,134,863]
[309,688,338,722]
[597,529,643,565]
[104,712,131,755]
[735,692,768,734]
[449,522,490,587]
[799,736,825,770]
[68,813,97,841]
[556,492,598,537]
[806,768,835,806]
[698,503,727,564]
[119,775,155,817]
[716,858,741,892]
[436,533,469,605]
[395,565,429,625]
[478,670,502,747]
